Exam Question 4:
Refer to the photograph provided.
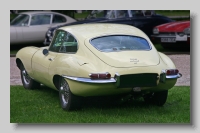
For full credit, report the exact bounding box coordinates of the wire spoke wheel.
[60,78,70,107]
[59,77,82,111]
[20,64,40,90]
[22,70,31,85]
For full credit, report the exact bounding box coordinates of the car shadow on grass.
[37,85,153,109]
[37,85,181,111]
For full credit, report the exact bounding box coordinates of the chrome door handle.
[49,58,53,61]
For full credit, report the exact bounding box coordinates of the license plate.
[176,35,187,41]
[133,87,141,92]
[161,38,176,43]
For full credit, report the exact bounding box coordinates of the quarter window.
[52,15,67,23]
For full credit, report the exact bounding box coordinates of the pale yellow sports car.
[16,23,182,111]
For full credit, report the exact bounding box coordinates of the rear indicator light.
[89,72,111,79]
[166,69,179,75]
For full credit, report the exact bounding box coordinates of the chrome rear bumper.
[62,72,182,84]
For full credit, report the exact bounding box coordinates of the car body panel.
[154,21,190,32]
[16,23,180,97]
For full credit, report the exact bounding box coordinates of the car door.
[31,30,66,86]
[22,14,52,43]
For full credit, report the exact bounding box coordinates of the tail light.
[89,72,111,79]
[166,69,179,75]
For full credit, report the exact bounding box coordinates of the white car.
[10,11,76,45]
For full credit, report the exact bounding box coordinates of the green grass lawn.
[10,85,190,123]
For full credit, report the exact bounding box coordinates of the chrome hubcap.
[60,79,70,105]
[22,70,31,84]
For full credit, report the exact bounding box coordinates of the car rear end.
[64,34,181,97]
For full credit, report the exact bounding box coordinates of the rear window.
[90,35,151,52]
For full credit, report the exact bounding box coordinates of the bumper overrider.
[62,70,182,87]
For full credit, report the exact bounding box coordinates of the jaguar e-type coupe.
[16,23,182,111]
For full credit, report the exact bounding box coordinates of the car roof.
[59,23,149,39]
[19,11,64,15]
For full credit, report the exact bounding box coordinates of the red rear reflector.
[175,69,179,74]
[89,72,111,79]
[166,70,171,75]
[166,69,179,75]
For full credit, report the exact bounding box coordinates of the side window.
[109,11,116,19]
[52,15,67,23]
[116,10,128,18]
[49,31,78,53]
[131,10,144,17]
[59,33,78,53]
[49,30,66,52]
[30,14,51,25]
[143,10,153,16]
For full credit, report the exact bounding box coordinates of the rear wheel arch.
[53,75,61,90]
[16,58,23,70]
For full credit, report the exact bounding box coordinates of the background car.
[10,11,77,45]
[16,23,182,111]
[151,20,190,48]
[44,10,173,45]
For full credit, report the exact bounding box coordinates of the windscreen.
[10,14,29,26]
[90,35,151,52]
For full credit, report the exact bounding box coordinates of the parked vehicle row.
[10,11,76,45]
[16,23,182,111]
[10,10,191,49]
[43,10,174,45]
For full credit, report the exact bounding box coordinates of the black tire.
[143,90,168,106]
[20,64,40,90]
[59,77,82,111]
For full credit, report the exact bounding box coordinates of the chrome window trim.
[62,75,116,83]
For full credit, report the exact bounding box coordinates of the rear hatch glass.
[85,35,159,67]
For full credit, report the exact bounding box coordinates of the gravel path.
[10,54,190,86]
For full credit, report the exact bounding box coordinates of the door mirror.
[43,49,49,55]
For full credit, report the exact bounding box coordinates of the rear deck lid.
[84,35,160,68]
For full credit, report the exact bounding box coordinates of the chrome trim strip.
[151,35,176,38]
[62,75,116,83]
[166,73,182,79]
